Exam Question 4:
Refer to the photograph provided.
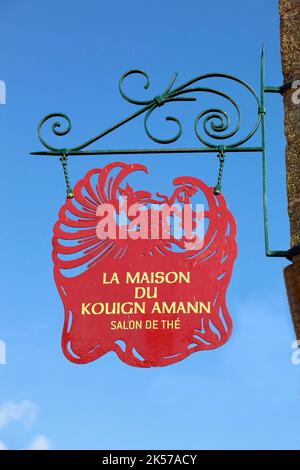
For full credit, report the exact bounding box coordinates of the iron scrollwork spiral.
[38,113,72,152]
[37,70,262,153]
[118,70,261,148]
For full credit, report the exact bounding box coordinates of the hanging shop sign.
[53,162,237,366]
[32,50,291,366]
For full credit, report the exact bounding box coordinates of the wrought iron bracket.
[265,80,300,95]
[30,47,294,261]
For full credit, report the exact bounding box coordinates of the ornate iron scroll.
[36,70,261,153]
[31,48,294,260]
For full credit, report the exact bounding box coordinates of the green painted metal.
[213,148,225,195]
[33,68,263,155]
[59,153,74,199]
[31,47,297,260]
[262,49,300,260]
[265,82,294,95]
[31,146,263,156]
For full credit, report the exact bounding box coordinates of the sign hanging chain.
[214,149,226,195]
[59,153,74,198]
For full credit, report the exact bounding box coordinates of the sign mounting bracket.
[31,47,298,260]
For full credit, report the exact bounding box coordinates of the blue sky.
[0,0,299,450]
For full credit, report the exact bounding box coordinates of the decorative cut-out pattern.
[53,162,237,367]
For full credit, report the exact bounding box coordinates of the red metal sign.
[53,162,237,367]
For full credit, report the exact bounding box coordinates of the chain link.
[59,154,74,199]
[214,150,225,195]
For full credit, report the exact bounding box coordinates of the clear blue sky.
[0,0,299,450]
